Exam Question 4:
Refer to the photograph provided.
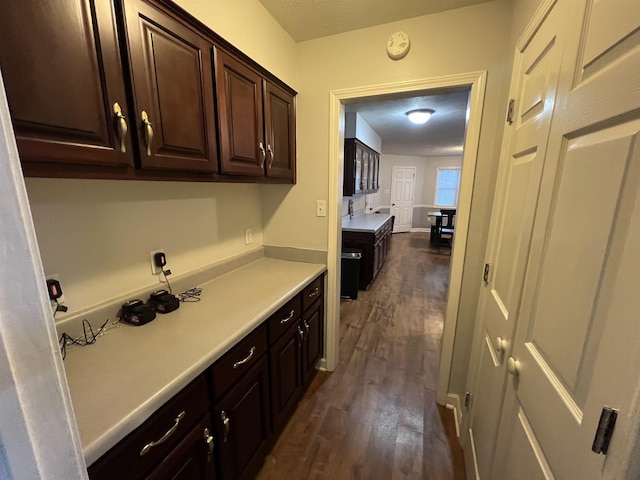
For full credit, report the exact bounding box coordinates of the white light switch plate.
[316,200,327,217]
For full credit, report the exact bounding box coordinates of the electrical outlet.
[316,200,327,217]
[245,228,252,245]
[150,249,166,275]
[46,274,65,304]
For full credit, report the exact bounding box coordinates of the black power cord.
[178,287,203,302]
[58,318,112,360]
[161,268,173,294]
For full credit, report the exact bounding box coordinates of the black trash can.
[341,248,362,300]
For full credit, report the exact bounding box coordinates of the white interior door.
[491,1,640,478]
[390,166,415,233]
[462,2,569,477]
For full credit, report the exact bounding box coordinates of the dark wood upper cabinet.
[214,48,265,177]
[0,0,295,182]
[343,138,380,196]
[121,0,217,173]
[0,0,134,168]
[264,81,296,180]
[215,48,296,181]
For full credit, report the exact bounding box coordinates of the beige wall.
[26,0,298,316]
[263,0,514,400]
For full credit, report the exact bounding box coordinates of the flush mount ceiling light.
[406,109,435,124]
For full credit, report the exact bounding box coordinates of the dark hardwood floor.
[257,232,466,479]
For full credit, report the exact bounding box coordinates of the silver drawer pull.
[232,346,256,369]
[221,411,230,443]
[280,309,295,324]
[140,411,185,456]
[298,325,304,339]
[308,287,319,298]
[204,427,214,463]
[304,320,310,334]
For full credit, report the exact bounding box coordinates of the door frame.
[326,72,487,406]
[390,165,417,233]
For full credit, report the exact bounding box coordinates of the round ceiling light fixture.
[406,109,435,124]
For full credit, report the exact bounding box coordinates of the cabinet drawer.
[210,324,268,400]
[267,295,302,344]
[88,374,209,480]
[302,275,324,311]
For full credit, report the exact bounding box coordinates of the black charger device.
[148,289,180,314]
[119,299,156,326]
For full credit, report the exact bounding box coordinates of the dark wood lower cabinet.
[269,319,303,433]
[146,415,216,480]
[342,217,393,290]
[213,356,271,480]
[301,299,323,388]
[87,273,325,480]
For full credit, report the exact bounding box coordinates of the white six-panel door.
[462,1,572,477]
[390,166,415,233]
[466,0,640,478]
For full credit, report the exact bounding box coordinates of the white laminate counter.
[63,257,325,466]
[341,213,392,233]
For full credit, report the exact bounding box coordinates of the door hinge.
[483,263,491,284]
[464,392,472,409]
[506,98,515,125]
[592,406,618,455]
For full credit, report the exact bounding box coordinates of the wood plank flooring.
[257,232,466,480]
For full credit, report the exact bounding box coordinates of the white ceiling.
[345,88,470,157]
[259,0,493,42]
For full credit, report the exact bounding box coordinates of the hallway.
[257,232,465,479]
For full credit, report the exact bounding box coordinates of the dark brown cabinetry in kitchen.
[0,0,296,183]
[88,375,215,480]
[209,325,271,480]
[120,0,218,173]
[267,275,324,435]
[343,138,380,196]
[0,0,134,171]
[342,217,393,290]
[215,49,296,180]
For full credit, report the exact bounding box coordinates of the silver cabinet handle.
[140,411,185,456]
[232,346,256,369]
[308,287,319,298]
[297,324,304,340]
[141,110,153,157]
[267,144,274,169]
[280,309,295,324]
[112,102,128,153]
[221,411,230,443]
[304,319,310,335]
[258,142,266,167]
[203,427,214,463]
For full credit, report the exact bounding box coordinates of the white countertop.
[63,257,325,466]
[341,213,392,233]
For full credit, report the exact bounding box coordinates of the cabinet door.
[301,299,324,387]
[264,81,295,180]
[0,0,133,169]
[214,49,265,177]
[122,0,217,173]
[214,356,271,480]
[269,320,303,433]
[372,153,380,190]
[362,149,370,191]
[146,415,216,480]
[354,146,363,194]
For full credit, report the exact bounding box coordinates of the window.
[435,168,461,207]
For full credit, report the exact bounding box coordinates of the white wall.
[345,112,383,152]
[265,0,514,403]
[25,0,299,318]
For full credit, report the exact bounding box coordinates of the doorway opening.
[324,72,487,408]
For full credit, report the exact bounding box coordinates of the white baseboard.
[409,227,429,233]
[446,393,462,438]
